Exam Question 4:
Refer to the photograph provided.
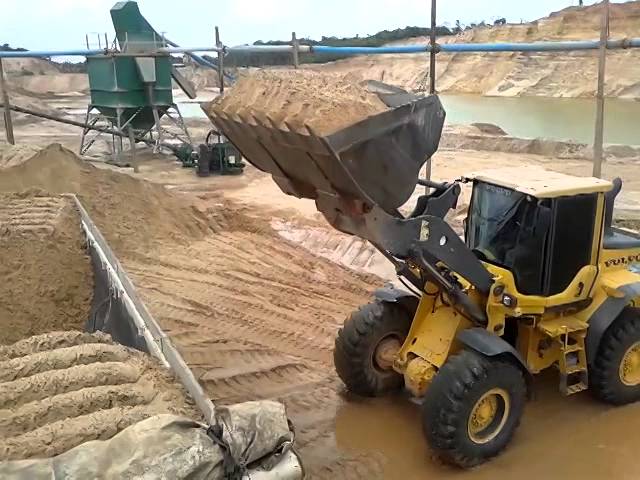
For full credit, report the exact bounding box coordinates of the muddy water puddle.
[334,371,640,479]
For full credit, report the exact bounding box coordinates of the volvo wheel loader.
[207,89,640,467]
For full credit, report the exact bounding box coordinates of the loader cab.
[464,168,612,296]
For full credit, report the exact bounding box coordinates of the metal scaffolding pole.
[593,0,610,179]
[0,58,15,145]
[215,27,225,94]
[425,0,437,184]
[429,0,437,95]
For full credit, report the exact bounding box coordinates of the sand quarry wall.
[312,1,640,99]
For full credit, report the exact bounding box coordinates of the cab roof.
[464,167,613,198]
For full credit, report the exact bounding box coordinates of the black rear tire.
[334,301,413,397]
[422,350,526,468]
[590,307,640,405]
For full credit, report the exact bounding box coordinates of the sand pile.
[208,70,388,135]
[0,331,198,460]
[178,65,220,89]
[0,194,92,345]
[1,58,59,76]
[0,144,211,253]
[9,74,89,96]
[0,144,41,169]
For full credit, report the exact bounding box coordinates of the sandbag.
[0,401,302,480]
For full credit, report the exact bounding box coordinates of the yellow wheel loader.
[207,89,640,467]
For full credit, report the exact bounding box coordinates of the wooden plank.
[291,32,300,69]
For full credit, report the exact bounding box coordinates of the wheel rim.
[619,341,640,386]
[372,335,402,372]
[467,388,511,444]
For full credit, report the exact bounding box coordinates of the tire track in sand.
[123,224,382,478]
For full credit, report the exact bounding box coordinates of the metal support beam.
[593,0,610,179]
[215,26,225,94]
[425,0,437,184]
[291,32,300,69]
[0,58,15,145]
[429,0,437,95]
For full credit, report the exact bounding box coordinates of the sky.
[0,0,627,53]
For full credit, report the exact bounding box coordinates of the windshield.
[467,182,549,294]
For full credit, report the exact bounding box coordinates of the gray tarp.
[0,401,303,479]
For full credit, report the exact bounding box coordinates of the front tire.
[590,307,640,405]
[422,350,526,468]
[334,301,413,397]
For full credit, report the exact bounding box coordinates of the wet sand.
[335,371,640,479]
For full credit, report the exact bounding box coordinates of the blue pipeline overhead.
[0,49,105,58]
[1,38,639,59]
[312,45,427,55]
[311,38,640,55]
[441,38,640,52]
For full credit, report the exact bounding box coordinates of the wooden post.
[291,32,300,69]
[0,58,15,145]
[215,27,225,94]
[425,0,437,184]
[593,0,610,178]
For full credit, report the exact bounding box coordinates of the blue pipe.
[312,45,427,55]
[440,40,600,52]
[2,37,639,59]
[0,49,105,58]
[310,38,640,55]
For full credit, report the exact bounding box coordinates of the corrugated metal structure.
[86,54,173,132]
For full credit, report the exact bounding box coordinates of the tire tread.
[334,301,412,397]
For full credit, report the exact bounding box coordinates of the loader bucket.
[205,93,445,214]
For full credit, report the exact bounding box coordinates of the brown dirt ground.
[208,69,388,135]
[0,331,199,460]
[0,144,384,475]
[4,142,640,477]
[110,147,640,479]
[0,193,92,345]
